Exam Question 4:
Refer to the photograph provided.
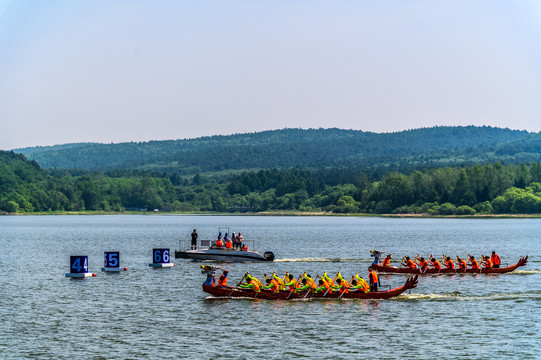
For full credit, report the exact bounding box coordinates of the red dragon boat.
[371,256,528,275]
[202,274,419,300]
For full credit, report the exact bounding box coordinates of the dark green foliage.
[15,126,533,176]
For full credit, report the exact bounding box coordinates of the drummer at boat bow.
[491,251,501,268]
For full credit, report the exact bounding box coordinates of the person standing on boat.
[368,267,379,292]
[191,229,198,250]
[491,251,501,268]
[237,232,244,250]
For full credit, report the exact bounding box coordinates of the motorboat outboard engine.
[264,251,275,262]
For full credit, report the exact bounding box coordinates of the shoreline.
[2,211,541,218]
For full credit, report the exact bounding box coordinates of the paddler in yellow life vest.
[283,274,299,291]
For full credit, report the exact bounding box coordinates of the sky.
[1,0,541,150]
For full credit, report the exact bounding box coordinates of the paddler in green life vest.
[314,279,330,292]
[303,273,316,288]
[295,278,314,292]
[239,273,261,292]
[351,273,370,292]
[272,271,286,291]
[262,277,280,293]
[283,274,299,291]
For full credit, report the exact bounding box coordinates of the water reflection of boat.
[175,238,274,262]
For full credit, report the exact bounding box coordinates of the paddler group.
[209,268,383,294]
[380,251,501,271]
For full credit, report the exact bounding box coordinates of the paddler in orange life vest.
[368,267,379,292]
[239,273,260,292]
[314,279,330,292]
[430,257,442,270]
[262,277,280,293]
[416,257,429,273]
[467,255,480,270]
[456,256,467,270]
[283,274,299,291]
[482,255,492,269]
[491,251,501,268]
[382,254,392,267]
[404,256,416,269]
[217,270,228,287]
[352,274,370,293]
[331,278,349,294]
[444,256,455,270]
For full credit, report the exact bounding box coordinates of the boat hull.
[372,256,528,274]
[203,275,418,300]
[186,249,273,262]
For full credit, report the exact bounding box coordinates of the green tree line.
[2,150,541,215]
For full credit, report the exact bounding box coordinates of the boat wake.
[399,291,541,301]
[275,258,372,263]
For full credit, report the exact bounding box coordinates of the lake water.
[1,215,540,359]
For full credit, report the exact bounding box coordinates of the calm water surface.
[1,215,540,359]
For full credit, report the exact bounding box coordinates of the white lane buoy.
[65,255,97,278]
[101,251,128,272]
[149,248,175,268]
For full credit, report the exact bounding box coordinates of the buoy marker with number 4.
[65,255,97,278]
[149,248,175,268]
[101,251,128,272]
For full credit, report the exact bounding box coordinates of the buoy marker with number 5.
[65,255,96,278]
[101,251,128,272]
[149,248,175,268]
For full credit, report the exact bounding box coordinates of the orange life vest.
[491,254,500,266]
[225,240,233,248]
[383,257,391,267]
[458,259,467,269]
[368,270,378,284]
[483,258,492,268]
[419,259,428,269]
[445,259,454,269]
[432,260,441,269]
[406,259,416,269]
[218,274,228,287]
[471,259,479,269]
[216,239,223,247]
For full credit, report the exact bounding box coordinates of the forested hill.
[14,126,536,176]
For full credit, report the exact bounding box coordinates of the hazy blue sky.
[1,0,541,150]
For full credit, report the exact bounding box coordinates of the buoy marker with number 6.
[101,251,128,272]
[149,248,175,268]
[65,255,96,278]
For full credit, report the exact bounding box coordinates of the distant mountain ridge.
[14,126,539,176]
